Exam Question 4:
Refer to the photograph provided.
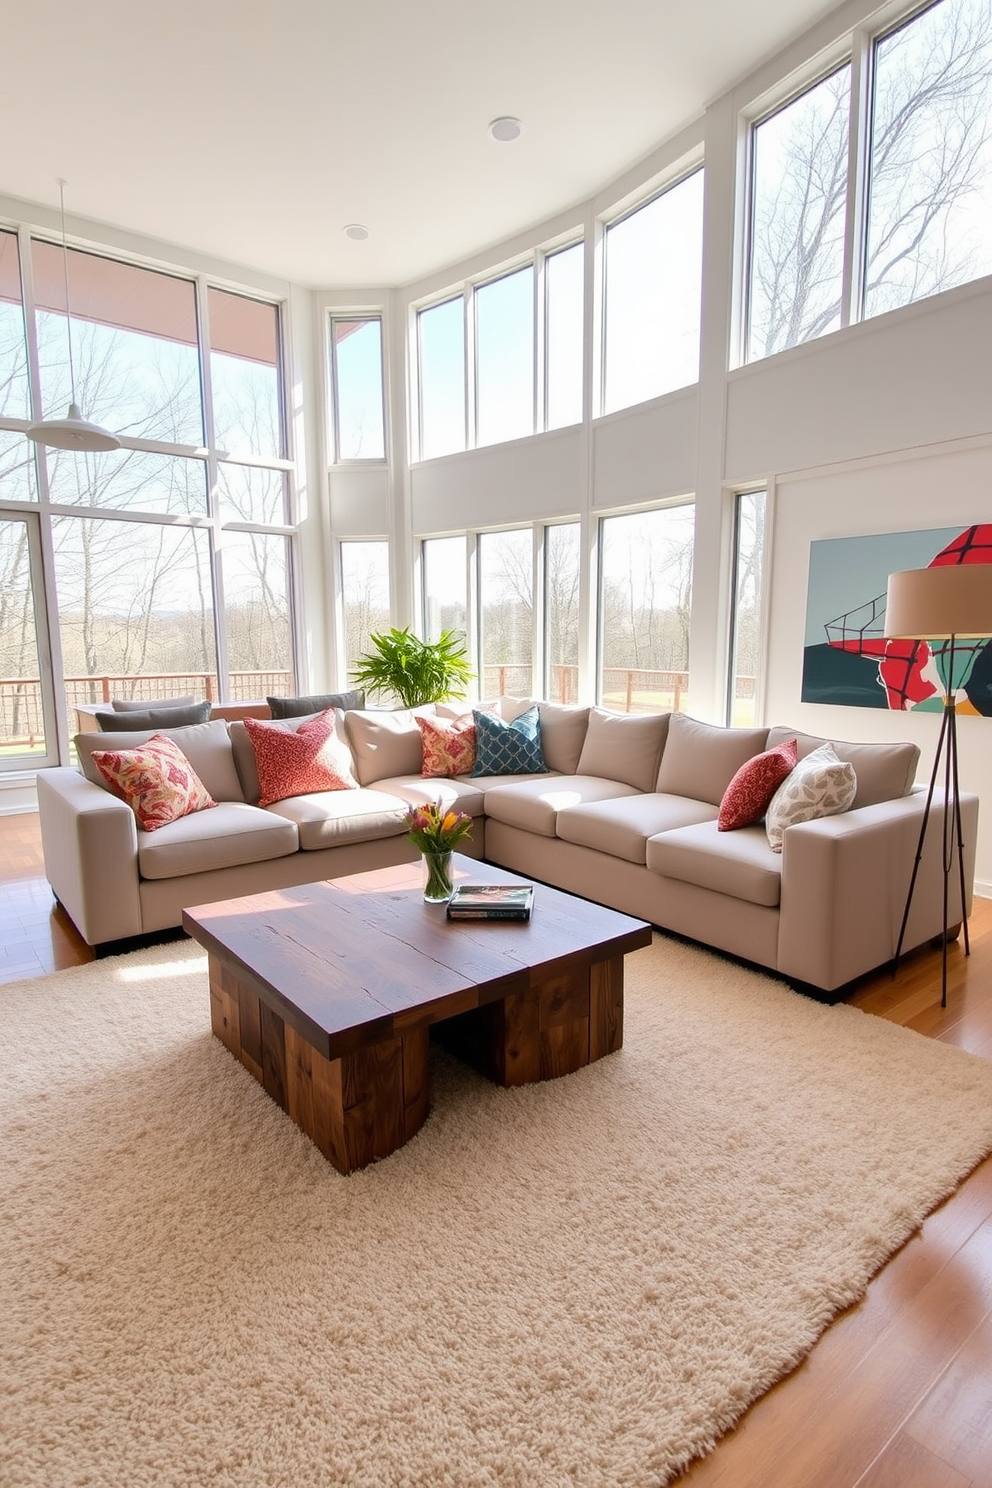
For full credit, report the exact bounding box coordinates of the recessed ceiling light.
[489,116,523,143]
[343,224,369,241]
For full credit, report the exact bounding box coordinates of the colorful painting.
[801,524,992,715]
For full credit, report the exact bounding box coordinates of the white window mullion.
[841,29,872,329]
[464,285,476,450]
[535,251,546,433]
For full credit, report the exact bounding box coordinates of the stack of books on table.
[446,883,534,921]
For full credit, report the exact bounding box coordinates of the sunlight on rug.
[2,934,991,1488]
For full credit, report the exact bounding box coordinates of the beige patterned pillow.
[765,743,857,853]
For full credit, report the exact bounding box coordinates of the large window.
[865,0,992,318]
[599,505,694,713]
[745,0,992,361]
[340,540,390,674]
[422,535,467,642]
[418,297,465,460]
[727,491,767,727]
[545,523,580,702]
[603,171,704,414]
[476,267,534,447]
[479,529,534,698]
[0,228,297,753]
[545,244,584,431]
[415,239,585,459]
[746,67,851,360]
[330,316,386,461]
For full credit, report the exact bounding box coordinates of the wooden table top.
[183,855,652,1060]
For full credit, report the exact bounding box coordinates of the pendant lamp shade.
[27,402,121,452]
[25,181,121,455]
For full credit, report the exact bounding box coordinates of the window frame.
[328,312,387,465]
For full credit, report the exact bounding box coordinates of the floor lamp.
[885,565,992,1007]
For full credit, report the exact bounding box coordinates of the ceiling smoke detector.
[343,224,369,241]
[488,117,523,143]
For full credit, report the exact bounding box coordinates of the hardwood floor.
[2,810,990,1485]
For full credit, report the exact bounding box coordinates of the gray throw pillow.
[111,694,197,712]
[267,690,365,718]
[95,701,212,731]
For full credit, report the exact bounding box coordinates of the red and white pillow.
[91,733,217,832]
[244,708,359,807]
[717,738,798,831]
[417,713,477,778]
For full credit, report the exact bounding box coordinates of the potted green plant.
[350,627,474,707]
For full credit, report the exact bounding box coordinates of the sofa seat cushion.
[646,821,782,908]
[137,801,298,881]
[483,775,640,838]
[266,788,410,850]
[556,793,718,865]
[373,775,487,816]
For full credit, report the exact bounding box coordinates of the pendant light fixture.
[26,180,121,453]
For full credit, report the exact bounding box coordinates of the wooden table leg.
[437,954,625,1087]
[208,958,431,1175]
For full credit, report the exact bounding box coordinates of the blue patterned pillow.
[472,706,546,776]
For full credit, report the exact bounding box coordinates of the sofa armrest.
[36,768,143,946]
[777,788,979,992]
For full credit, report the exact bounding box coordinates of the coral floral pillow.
[417,713,476,778]
[244,708,358,807]
[717,737,798,831]
[91,733,217,833]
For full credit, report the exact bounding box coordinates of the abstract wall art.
[801,524,992,715]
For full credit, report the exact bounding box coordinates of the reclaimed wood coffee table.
[183,855,652,1175]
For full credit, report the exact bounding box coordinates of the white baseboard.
[0,774,39,816]
[974,879,992,901]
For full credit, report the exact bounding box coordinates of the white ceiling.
[2,0,839,290]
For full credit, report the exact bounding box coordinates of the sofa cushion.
[267,689,366,718]
[765,727,919,809]
[77,719,245,804]
[483,776,640,838]
[244,709,358,806]
[111,694,197,712]
[718,738,798,830]
[137,801,298,881]
[654,713,769,805]
[94,700,212,731]
[343,707,434,786]
[265,789,410,850]
[557,793,719,865]
[418,713,476,777]
[497,698,590,774]
[472,706,546,776]
[576,708,670,793]
[374,775,487,817]
[765,743,857,853]
[646,821,783,908]
[91,734,217,833]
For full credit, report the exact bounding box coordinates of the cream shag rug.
[3,934,992,1488]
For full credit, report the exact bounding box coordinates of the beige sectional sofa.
[36,698,979,997]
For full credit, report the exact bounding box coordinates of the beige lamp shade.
[884,565,992,640]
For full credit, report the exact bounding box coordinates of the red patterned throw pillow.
[244,708,358,807]
[417,713,476,778]
[717,737,798,831]
[91,733,217,833]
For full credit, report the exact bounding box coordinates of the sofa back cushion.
[576,708,671,792]
[497,697,590,774]
[765,727,920,809]
[76,718,245,803]
[111,694,197,712]
[343,706,434,786]
[655,713,770,806]
[94,700,212,731]
[267,689,365,718]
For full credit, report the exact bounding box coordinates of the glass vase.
[422,850,454,903]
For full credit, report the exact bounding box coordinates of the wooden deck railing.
[0,671,293,751]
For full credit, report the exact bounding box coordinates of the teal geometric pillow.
[472,706,546,775]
